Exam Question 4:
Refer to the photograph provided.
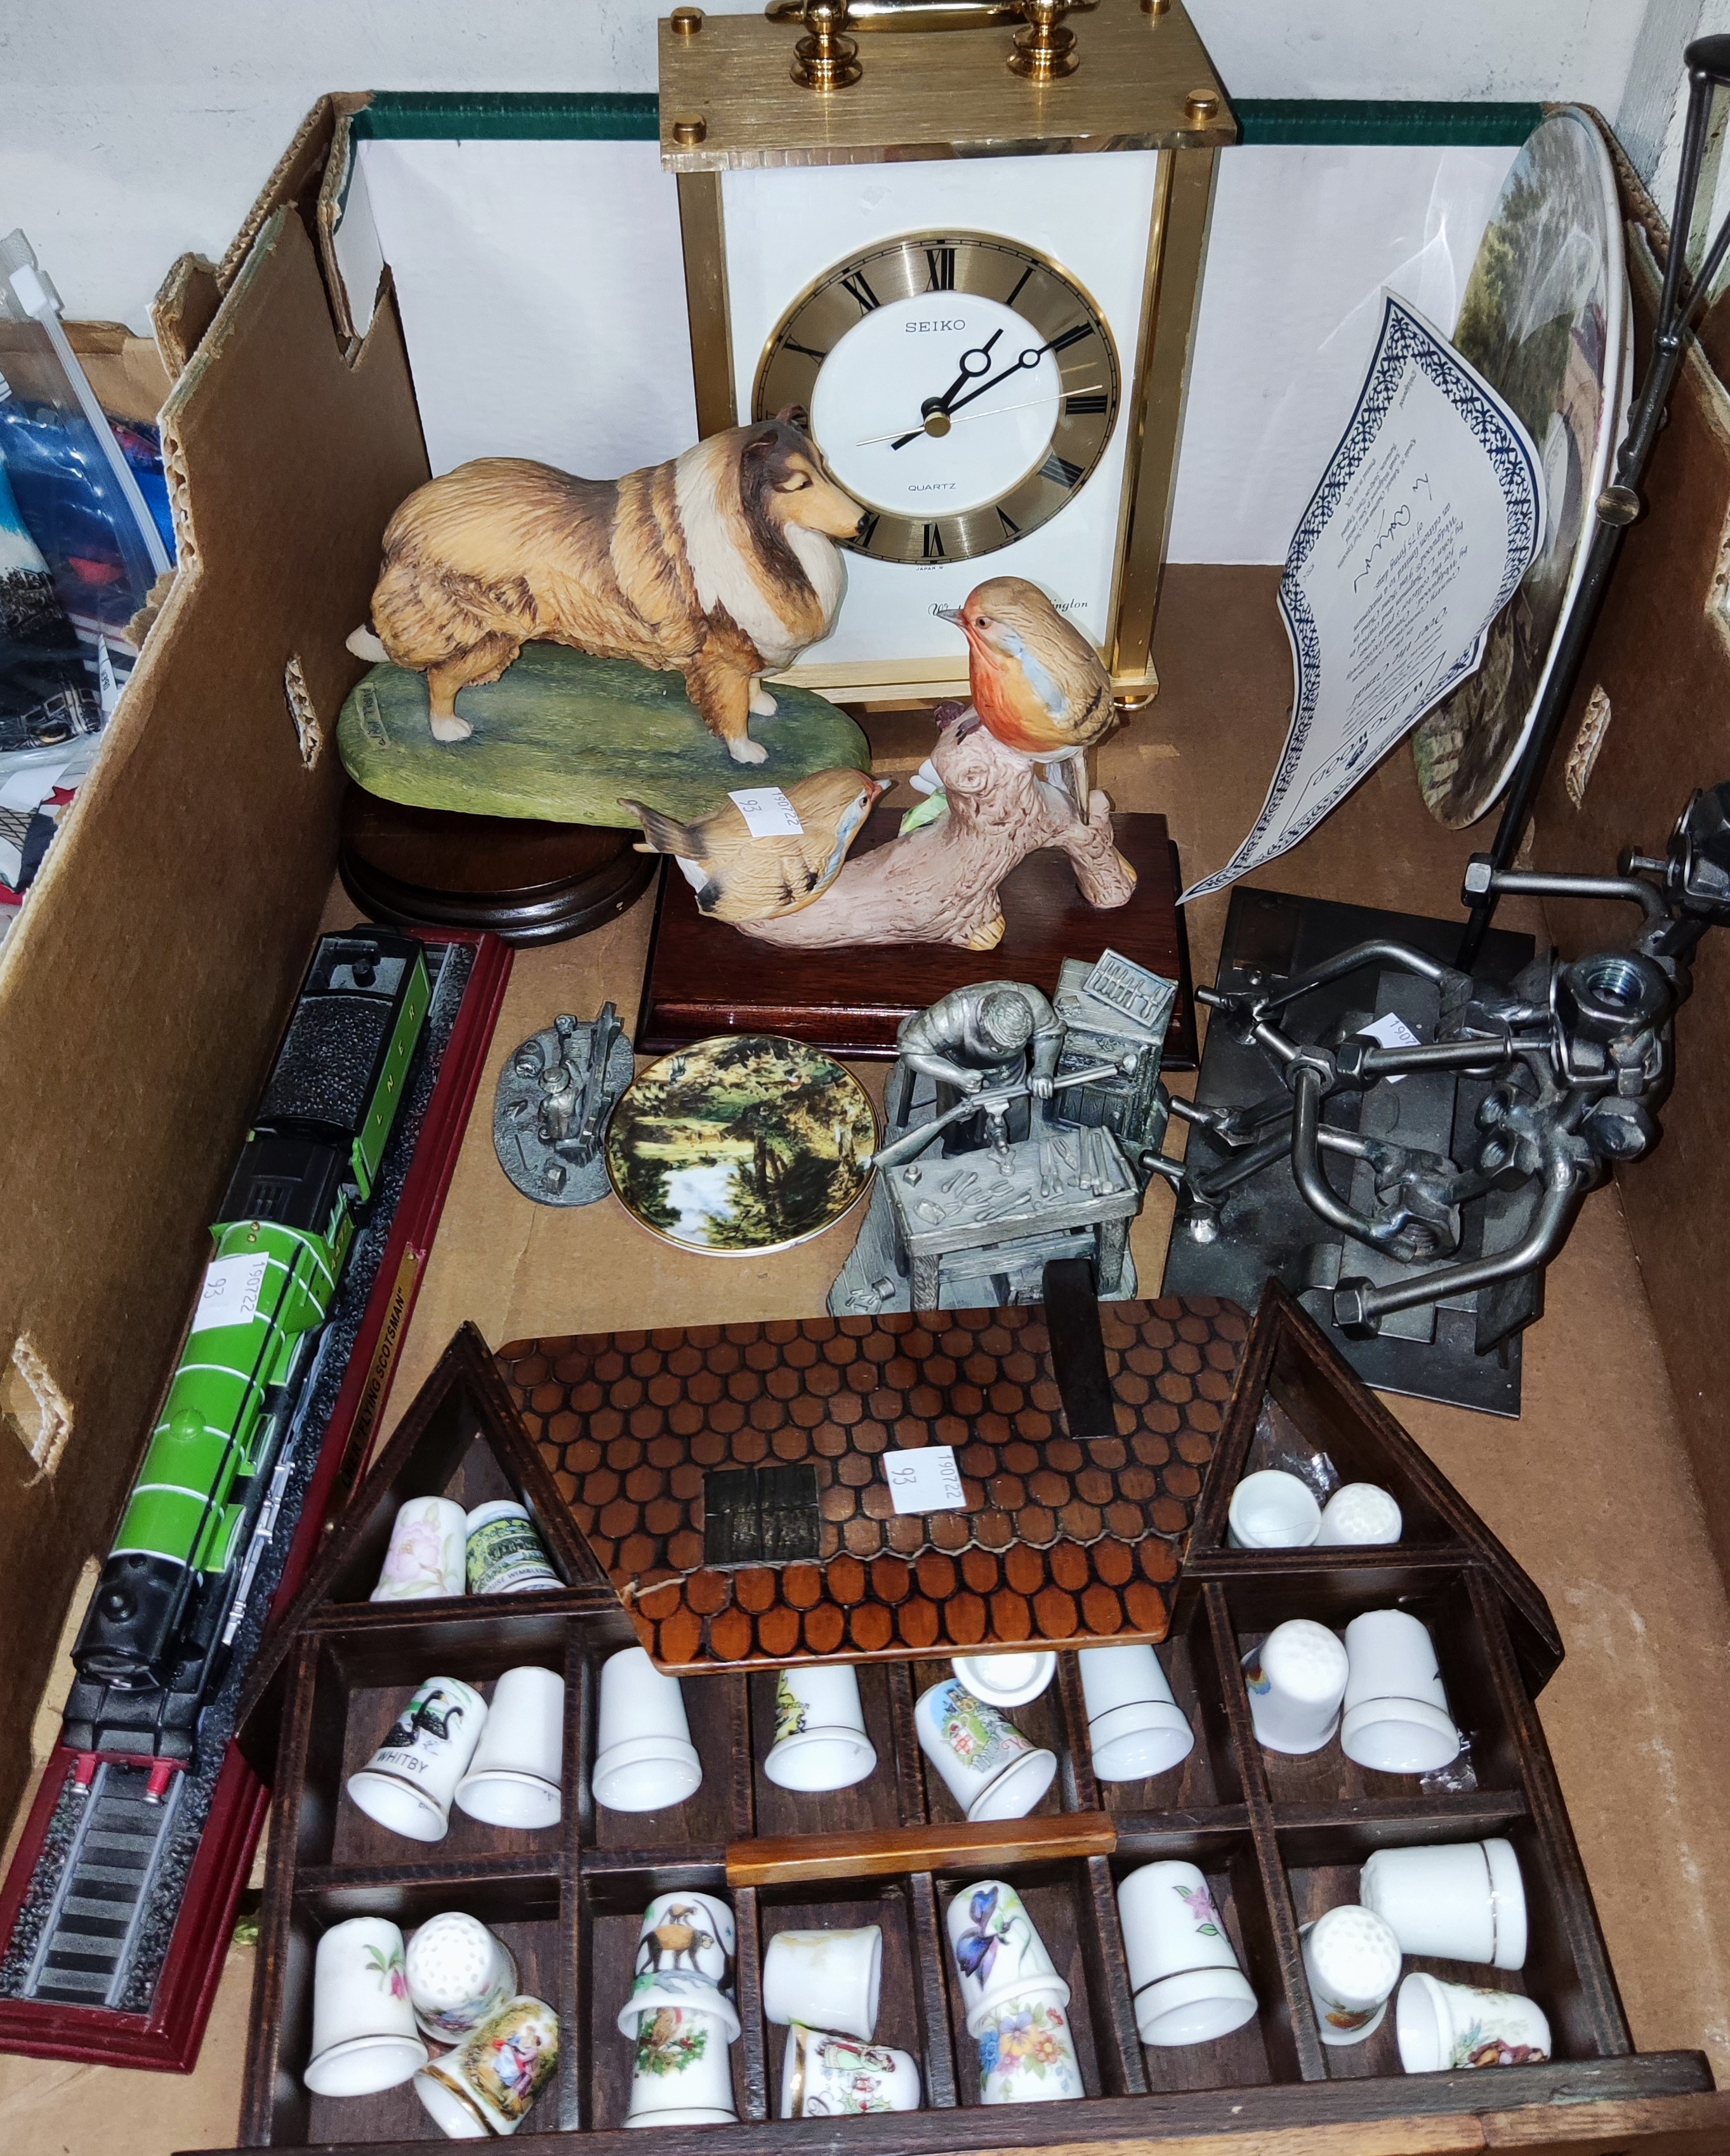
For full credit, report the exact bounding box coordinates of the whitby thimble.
[1243,1621,1349,1755]
[347,1676,488,1842]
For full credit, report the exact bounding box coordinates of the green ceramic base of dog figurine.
[338,644,869,830]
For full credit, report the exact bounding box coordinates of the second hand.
[856,387,1102,449]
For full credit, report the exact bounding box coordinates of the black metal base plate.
[1160,887,1536,1418]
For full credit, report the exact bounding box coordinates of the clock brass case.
[755,230,1120,566]
[660,0,1234,698]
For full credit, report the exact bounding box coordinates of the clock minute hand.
[941,343,1050,420]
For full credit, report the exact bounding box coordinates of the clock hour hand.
[888,327,1003,451]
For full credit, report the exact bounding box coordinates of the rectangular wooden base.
[637,809,1197,1066]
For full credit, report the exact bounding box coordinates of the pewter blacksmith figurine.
[889,980,1062,1153]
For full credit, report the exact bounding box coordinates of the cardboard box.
[2,83,1730,2154]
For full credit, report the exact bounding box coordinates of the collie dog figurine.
[349,414,862,764]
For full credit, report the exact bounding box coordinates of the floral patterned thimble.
[414,1994,560,2136]
[974,1992,1083,2105]
[945,1880,1069,2034]
[371,1495,467,1601]
[1116,1860,1258,2047]
[303,1917,427,2098]
[1302,1905,1403,2046]
[1396,1972,1551,2073]
[915,1680,1056,1822]
[780,2026,921,2117]
[625,2004,739,2126]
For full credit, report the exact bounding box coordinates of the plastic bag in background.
[0,228,173,688]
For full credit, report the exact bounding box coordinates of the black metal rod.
[1456,36,1730,969]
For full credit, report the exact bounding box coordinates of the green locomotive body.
[64,930,429,1775]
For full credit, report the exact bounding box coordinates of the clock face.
[754,232,1120,567]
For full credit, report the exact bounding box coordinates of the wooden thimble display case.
[220,1297,1718,2156]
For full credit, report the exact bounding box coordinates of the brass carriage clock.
[659,0,1234,703]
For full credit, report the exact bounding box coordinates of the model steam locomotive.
[62,928,430,1793]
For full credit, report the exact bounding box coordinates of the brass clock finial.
[1007,0,1097,81]
[789,0,864,89]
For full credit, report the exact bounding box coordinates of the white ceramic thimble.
[456,1665,564,1829]
[619,1891,741,2043]
[1360,1838,1526,1969]
[465,1500,561,1594]
[765,1664,876,1792]
[406,1912,518,2041]
[593,1646,702,1814]
[762,1926,883,2042]
[1396,1971,1551,2072]
[946,1879,1069,2035]
[1317,1483,1403,1546]
[1227,1471,1321,1549]
[624,2004,738,2126]
[1303,1905,1403,2045]
[1077,1643,1195,1782]
[1340,1610,1462,1774]
[951,1652,1057,1708]
[371,1496,467,1601]
[1116,1860,1257,2046]
[974,1990,1083,2103]
[780,2025,920,2117]
[915,1679,1056,1822]
[1243,1621,1349,1755]
[304,1917,428,2096]
[347,1677,488,1842]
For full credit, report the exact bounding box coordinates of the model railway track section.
[22,1766,186,2007]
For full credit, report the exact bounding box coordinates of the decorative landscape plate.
[605,1034,876,1255]
[1413,105,1627,829]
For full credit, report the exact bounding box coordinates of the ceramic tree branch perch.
[734,709,1136,951]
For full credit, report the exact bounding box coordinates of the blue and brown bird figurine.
[938,577,1117,773]
[621,768,888,925]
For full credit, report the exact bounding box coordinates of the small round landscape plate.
[606,1035,876,1255]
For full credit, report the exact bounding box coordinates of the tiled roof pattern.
[498,1297,1247,1672]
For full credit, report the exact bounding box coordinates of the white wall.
[3,1,1658,331]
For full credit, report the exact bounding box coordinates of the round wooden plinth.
[339,787,657,946]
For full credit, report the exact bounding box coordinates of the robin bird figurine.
[621,767,888,925]
[938,576,1117,788]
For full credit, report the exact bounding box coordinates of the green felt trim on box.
[1234,99,1543,147]
[338,646,871,830]
[353,91,660,141]
[353,90,1540,152]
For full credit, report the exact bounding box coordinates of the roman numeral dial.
[753,229,1119,566]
